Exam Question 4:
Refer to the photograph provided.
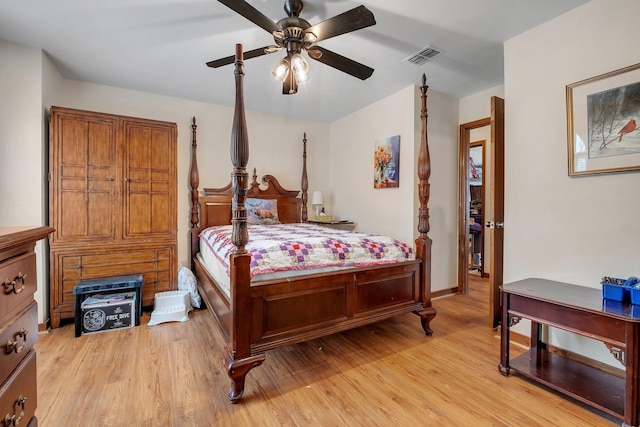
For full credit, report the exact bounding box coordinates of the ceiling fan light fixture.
[210,0,376,94]
[295,69,309,84]
[291,53,308,73]
[290,53,309,83]
[272,57,291,81]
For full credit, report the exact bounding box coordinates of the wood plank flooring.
[35,277,618,426]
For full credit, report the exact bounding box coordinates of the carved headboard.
[200,169,303,229]
[189,116,309,259]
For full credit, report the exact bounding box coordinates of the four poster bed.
[190,44,436,403]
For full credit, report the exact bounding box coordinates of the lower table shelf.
[510,348,624,419]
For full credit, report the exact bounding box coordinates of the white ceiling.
[0,0,588,122]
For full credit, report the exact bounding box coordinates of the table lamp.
[311,191,323,219]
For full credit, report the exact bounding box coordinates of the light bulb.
[291,53,309,83]
[272,58,290,82]
[291,53,308,74]
[295,69,309,83]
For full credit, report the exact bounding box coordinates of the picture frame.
[373,135,400,188]
[566,63,640,176]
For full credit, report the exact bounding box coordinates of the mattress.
[198,223,415,298]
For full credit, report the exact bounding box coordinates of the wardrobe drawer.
[0,350,37,426]
[0,253,37,325]
[0,302,37,382]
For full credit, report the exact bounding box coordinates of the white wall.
[2,39,331,324]
[330,84,459,292]
[459,85,505,124]
[0,41,44,223]
[504,0,640,366]
[0,40,50,322]
[2,41,466,322]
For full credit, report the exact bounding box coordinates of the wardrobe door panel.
[122,121,176,240]
[51,110,117,245]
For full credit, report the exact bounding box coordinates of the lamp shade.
[272,58,290,82]
[311,191,323,205]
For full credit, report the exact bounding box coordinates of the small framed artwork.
[567,63,640,176]
[374,135,400,188]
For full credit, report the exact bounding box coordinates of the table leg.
[499,290,510,375]
[624,323,640,427]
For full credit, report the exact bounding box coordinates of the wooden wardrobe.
[48,107,177,328]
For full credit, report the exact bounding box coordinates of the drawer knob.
[4,394,26,426]
[5,329,28,354]
[3,272,27,295]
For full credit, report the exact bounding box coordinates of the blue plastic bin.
[602,277,640,304]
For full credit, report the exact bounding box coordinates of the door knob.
[485,221,494,229]
[496,221,504,229]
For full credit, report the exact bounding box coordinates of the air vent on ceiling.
[404,45,445,66]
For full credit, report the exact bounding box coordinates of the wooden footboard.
[190,45,436,403]
[249,261,423,352]
[193,256,425,353]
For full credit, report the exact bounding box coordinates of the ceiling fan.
[207,0,376,94]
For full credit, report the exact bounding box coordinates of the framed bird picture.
[567,62,640,176]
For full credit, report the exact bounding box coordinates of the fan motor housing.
[284,0,304,17]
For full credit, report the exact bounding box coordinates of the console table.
[499,278,639,426]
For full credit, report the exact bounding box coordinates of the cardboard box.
[81,293,136,334]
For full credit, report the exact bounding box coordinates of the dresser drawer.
[0,302,37,382]
[0,252,37,326]
[0,350,37,426]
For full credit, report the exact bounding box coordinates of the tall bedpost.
[190,117,200,264]
[301,133,309,222]
[224,43,265,403]
[230,44,249,254]
[414,73,437,335]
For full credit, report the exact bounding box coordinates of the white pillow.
[177,266,201,308]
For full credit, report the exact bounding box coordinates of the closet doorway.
[458,96,504,328]
[469,139,488,278]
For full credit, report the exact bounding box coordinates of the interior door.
[458,118,490,295]
[457,96,505,328]
[488,96,505,328]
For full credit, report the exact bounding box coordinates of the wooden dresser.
[0,226,53,427]
[48,107,178,328]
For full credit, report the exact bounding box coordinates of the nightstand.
[307,220,356,231]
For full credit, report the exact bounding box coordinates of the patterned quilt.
[199,223,414,278]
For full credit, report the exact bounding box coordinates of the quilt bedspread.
[200,223,414,278]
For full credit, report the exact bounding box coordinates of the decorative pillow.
[245,198,280,225]
[177,266,201,308]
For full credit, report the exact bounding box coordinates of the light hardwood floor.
[35,277,618,426]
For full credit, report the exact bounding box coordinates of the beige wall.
[0,41,49,321]
[330,85,459,292]
[52,79,331,268]
[504,0,640,286]
[5,39,460,322]
[504,0,640,366]
[2,39,332,324]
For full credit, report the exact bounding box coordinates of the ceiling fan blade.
[305,5,375,43]
[308,46,374,80]
[217,0,280,34]
[206,46,274,68]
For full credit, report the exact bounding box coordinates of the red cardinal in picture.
[618,118,637,142]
